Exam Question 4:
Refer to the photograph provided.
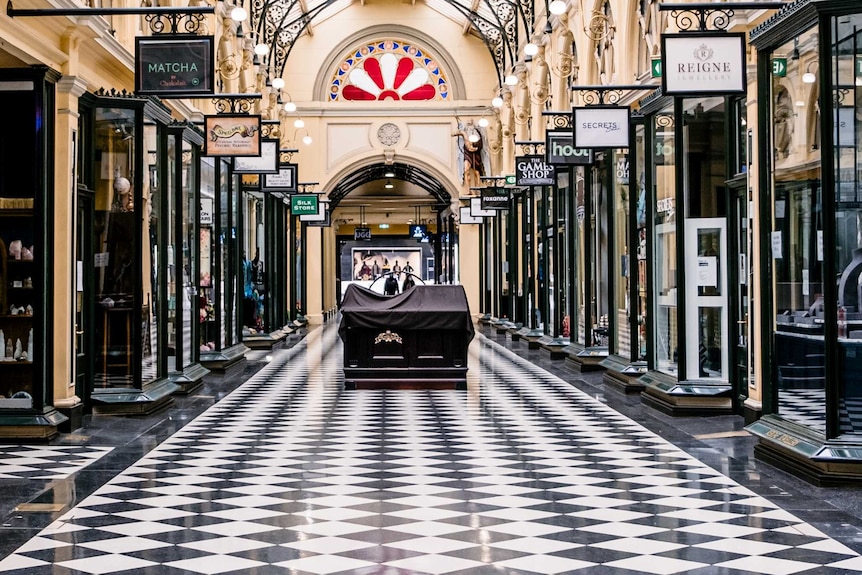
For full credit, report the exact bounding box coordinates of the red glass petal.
[401,85,437,101]
[342,86,377,101]
[364,58,385,90]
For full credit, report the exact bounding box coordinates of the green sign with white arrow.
[772,57,787,77]
[651,58,662,78]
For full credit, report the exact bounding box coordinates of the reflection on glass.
[635,124,648,361]
[142,123,160,385]
[833,14,862,435]
[167,134,177,373]
[94,107,136,389]
[576,167,586,344]
[654,107,677,374]
[613,149,630,358]
[199,158,216,352]
[181,140,194,367]
[771,26,825,432]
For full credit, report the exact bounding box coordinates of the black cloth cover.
[339,284,474,343]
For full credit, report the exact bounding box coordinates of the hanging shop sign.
[410,224,427,239]
[200,198,214,226]
[460,206,483,224]
[306,206,331,227]
[263,164,298,193]
[546,130,593,165]
[572,106,630,149]
[301,199,329,222]
[661,33,746,95]
[204,114,261,156]
[135,35,214,97]
[291,194,318,216]
[354,227,372,240]
[515,155,555,185]
[481,187,509,210]
[470,196,496,217]
[232,139,279,174]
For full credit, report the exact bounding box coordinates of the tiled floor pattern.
[0,446,113,480]
[3,326,862,574]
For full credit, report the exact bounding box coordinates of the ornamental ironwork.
[212,94,260,114]
[144,12,207,35]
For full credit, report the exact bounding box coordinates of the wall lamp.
[802,61,817,84]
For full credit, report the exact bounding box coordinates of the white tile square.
[489,536,582,554]
[385,508,467,521]
[203,507,286,521]
[384,554,484,574]
[695,537,790,556]
[476,508,557,521]
[97,521,185,537]
[578,522,668,538]
[605,556,710,575]
[281,536,376,554]
[384,536,477,554]
[193,520,281,537]
[114,507,196,521]
[78,536,171,554]
[179,536,273,554]
[716,556,819,575]
[592,537,685,554]
[485,521,570,537]
[298,507,376,521]
[165,554,268,574]
[385,521,471,537]
[289,521,375,537]
[0,554,47,572]
[56,554,158,574]
[497,555,596,574]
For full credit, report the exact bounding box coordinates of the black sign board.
[354,227,372,241]
[263,164,298,193]
[410,224,427,239]
[515,155,555,186]
[545,131,593,165]
[136,36,214,97]
[481,187,509,210]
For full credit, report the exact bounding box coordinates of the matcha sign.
[136,36,214,97]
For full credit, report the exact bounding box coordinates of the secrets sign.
[136,36,214,97]
[515,155,555,186]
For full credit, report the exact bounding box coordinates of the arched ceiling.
[328,162,452,227]
[248,0,536,85]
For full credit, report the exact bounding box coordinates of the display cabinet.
[0,67,66,439]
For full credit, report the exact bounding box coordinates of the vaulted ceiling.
[249,0,537,86]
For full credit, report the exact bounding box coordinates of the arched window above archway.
[329,39,451,102]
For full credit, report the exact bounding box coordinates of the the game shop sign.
[516,156,555,186]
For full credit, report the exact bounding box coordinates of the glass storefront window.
[593,154,609,346]
[613,149,631,358]
[166,133,178,373]
[833,13,862,435]
[635,123,648,361]
[654,106,677,375]
[94,107,137,389]
[181,140,195,368]
[199,158,216,351]
[142,122,161,385]
[771,26,825,431]
[576,167,587,344]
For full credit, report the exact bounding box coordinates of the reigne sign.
[661,33,746,95]
[572,106,630,149]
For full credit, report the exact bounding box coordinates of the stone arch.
[312,25,469,102]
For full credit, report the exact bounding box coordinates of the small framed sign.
[546,130,593,165]
[470,197,496,217]
[572,106,630,149]
[136,35,214,97]
[515,155,555,186]
[263,164,298,193]
[481,187,509,210]
[291,194,319,216]
[204,114,261,157]
[661,32,746,95]
[233,139,279,174]
[460,206,483,224]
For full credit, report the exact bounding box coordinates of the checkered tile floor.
[3,325,862,574]
[0,445,113,480]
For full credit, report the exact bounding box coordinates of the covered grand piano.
[339,284,474,389]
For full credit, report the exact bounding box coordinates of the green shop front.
[748,0,862,484]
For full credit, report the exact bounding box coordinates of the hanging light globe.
[492,96,504,108]
[254,43,269,56]
[284,101,297,113]
[271,78,285,90]
[549,0,567,15]
[478,117,490,128]
[230,6,247,21]
[504,74,518,86]
[302,135,312,145]
[294,118,305,128]
[524,43,539,57]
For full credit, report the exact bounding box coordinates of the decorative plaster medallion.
[377,123,402,146]
[330,39,449,101]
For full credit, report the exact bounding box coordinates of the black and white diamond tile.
[0,445,113,480]
[2,325,862,574]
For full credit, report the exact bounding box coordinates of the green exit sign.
[504,175,516,185]
[772,57,787,77]
[291,194,318,215]
[651,58,662,78]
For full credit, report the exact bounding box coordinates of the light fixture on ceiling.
[549,0,567,15]
[384,169,395,178]
[271,77,285,90]
[478,116,490,128]
[384,179,394,189]
[294,117,305,128]
[293,128,312,146]
[230,5,247,21]
[795,100,805,107]
[254,43,269,56]
[284,98,297,113]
